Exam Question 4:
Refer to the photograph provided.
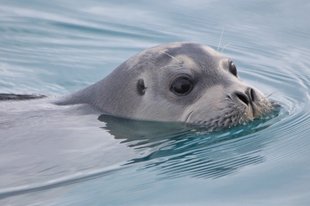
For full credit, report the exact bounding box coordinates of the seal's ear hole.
[137,79,146,95]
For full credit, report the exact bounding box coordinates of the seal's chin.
[186,98,274,131]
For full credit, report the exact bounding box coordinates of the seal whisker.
[220,43,231,53]
[217,28,225,51]
[160,51,182,64]
[185,111,194,122]
[225,94,233,101]
[266,91,276,98]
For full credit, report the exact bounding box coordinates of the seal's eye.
[229,61,238,76]
[170,76,194,96]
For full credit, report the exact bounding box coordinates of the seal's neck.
[54,67,137,117]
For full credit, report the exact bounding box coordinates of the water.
[1,0,310,205]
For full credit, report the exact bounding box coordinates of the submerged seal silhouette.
[57,42,273,130]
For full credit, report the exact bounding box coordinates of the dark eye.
[170,76,194,96]
[229,61,237,76]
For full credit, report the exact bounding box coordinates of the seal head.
[58,42,273,130]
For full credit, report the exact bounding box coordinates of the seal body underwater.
[56,42,273,130]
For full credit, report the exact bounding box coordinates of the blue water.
[1,0,310,205]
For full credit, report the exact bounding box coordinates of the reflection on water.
[99,106,281,179]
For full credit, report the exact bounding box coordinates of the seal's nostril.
[249,88,256,102]
[234,91,250,105]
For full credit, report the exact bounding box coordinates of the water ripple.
[0,164,126,200]
[1,0,310,204]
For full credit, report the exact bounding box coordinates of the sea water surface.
[0,0,310,205]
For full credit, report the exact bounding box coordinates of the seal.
[57,42,273,130]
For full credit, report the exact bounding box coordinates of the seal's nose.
[233,88,256,105]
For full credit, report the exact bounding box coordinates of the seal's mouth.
[186,98,274,131]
